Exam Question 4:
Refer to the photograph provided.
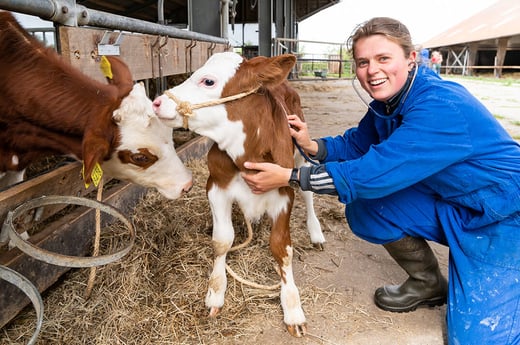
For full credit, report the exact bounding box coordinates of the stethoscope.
[351,62,419,118]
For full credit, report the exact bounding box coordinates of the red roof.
[422,0,520,48]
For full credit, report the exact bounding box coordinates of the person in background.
[242,17,520,345]
[431,50,443,74]
[419,46,430,68]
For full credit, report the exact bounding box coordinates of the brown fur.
[0,11,133,184]
[207,54,300,272]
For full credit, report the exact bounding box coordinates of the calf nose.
[183,179,193,193]
[152,98,162,111]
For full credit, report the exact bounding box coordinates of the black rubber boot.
[374,236,448,312]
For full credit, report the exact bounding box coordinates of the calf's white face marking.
[104,83,193,200]
[153,52,248,159]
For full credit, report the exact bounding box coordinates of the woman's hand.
[241,162,291,194]
[287,114,318,155]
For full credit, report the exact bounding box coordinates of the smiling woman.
[239,16,520,345]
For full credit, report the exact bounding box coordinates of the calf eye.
[131,153,150,164]
[202,78,215,87]
[118,148,158,169]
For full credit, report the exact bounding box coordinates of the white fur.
[279,246,306,325]
[153,53,247,160]
[104,83,192,200]
[205,177,291,310]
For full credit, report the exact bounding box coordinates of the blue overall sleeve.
[321,82,491,205]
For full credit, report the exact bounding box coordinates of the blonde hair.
[347,17,414,58]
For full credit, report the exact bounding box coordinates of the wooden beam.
[57,26,230,82]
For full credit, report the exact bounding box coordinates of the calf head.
[101,83,193,199]
[0,12,192,199]
[152,52,296,160]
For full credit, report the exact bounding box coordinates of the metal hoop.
[6,195,135,268]
[0,265,43,345]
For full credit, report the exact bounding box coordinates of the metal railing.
[27,27,56,48]
[0,0,228,44]
[273,37,354,80]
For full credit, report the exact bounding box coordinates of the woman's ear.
[409,50,417,64]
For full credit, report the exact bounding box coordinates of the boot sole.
[374,296,447,313]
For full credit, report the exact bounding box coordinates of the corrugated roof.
[422,0,520,48]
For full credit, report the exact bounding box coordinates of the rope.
[164,85,260,129]
[225,213,281,291]
[84,177,104,299]
[228,215,253,252]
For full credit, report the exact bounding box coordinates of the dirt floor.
[2,77,519,345]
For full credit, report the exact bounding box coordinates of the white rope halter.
[164,85,261,129]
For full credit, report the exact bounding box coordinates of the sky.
[12,12,51,27]
[298,0,498,45]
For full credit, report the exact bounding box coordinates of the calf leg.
[299,189,325,249]
[294,153,325,249]
[205,186,234,317]
[270,195,307,337]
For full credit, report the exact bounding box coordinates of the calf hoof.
[312,242,325,251]
[286,323,307,337]
[208,306,221,318]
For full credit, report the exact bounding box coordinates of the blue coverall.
[316,66,520,344]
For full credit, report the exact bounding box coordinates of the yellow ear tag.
[100,55,113,79]
[82,162,104,189]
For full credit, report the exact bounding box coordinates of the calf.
[0,11,192,199]
[153,52,325,337]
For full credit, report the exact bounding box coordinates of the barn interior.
[0,1,518,344]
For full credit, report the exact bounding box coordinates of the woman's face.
[354,34,416,102]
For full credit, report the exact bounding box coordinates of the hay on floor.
[1,158,360,345]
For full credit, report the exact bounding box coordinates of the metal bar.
[0,0,56,19]
[258,0,272,56]
[274,37,345,46]
[0,0,228,44]
[86,8,227,43]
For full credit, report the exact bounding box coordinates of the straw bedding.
[1,157,362,345]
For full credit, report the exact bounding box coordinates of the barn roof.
[422,0,520,48]
[76,0,340,26]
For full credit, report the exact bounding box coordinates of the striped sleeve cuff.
[299,165,338,195]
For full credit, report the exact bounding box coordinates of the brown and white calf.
[0,11,192,198]
[153,52,325,337]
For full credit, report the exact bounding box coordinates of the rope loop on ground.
[226,215,281,291]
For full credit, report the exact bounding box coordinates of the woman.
[242,17,520,344]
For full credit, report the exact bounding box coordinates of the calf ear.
[257,54,296,87]
[81,131,111,185]
[103,56,134,99]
